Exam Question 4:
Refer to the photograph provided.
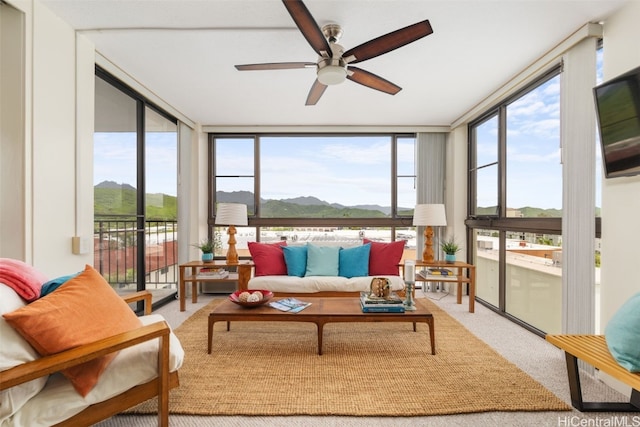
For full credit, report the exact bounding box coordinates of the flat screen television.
[594,65,640,178]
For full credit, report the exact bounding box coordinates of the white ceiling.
[41,0,627,128]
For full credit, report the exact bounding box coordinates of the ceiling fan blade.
[305,79,328,105]
[347,66,402,95]
[235,62,316,71]
[282,0,332,58]
[342,20,433,64]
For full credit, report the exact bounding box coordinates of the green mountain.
[96,182,594,221]
[476,206,601,217]
[95,182,177,220]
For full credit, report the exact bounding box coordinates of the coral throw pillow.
[248,241,287,276]
[363,239,406,276]
[3,265,142,396]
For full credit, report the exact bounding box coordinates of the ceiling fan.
[235,0,433,105]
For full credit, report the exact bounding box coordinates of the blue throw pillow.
[40,273,80,297]
[282,245,308,277]
[604,292,640,372]
[305,244,340,276]
[338,243,371,278]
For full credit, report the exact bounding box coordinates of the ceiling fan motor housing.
[317,42,347,85]
[317,59,347,85]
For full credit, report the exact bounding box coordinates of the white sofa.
[241,240,407,296]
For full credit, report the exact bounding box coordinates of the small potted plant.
[440,237,461,263]
[192,236,220,262]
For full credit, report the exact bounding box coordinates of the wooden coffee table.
[208,297,435,355]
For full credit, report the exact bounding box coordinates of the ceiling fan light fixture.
[317,65,347,85]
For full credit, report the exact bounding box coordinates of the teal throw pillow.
[305,244,340,276]
[40,273,79,297]
[604,292,640,372]
[282,245,308,277]
[338,243,371,278]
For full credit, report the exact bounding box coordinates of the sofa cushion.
[0,258,48,302]
[363,239,405,276]
[248,275,404,294]
[338,243,371,278]
[305,244,340,276]
[3,265,142,396]
[248,241,287,276]
[605,292,640,372]
[0,284,48,424]
[282,245,308,277]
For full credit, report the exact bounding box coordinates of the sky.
[215,135,415,207]
[94,51,604,211]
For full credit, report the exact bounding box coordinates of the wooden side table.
[178,260,254,311]
[400,260,476,313]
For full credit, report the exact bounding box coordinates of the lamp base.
[226,225,239,264]
[422,226,435,263]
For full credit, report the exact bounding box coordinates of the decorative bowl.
[229,290,274,307]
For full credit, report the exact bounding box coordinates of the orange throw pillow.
[3,265,142,396]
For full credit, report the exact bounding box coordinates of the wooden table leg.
[208,316,214,354]
[316,322,324,355]
[428,318,436,355]
[457,282,462,304]
[191,267,198,304]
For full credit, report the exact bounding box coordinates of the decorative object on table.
[368,277,392,298]
[229,289,273,307]
[360,291,405,312]
[440,236,461,263]
[403,259,417,311]
[215,203,248,264]
[192,237,220,262]
[413,204,447,263]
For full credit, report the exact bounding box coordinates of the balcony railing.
[94,219,178,292]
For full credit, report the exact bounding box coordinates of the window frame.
[209,133,416,236]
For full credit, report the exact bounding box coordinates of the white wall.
[1,1,26,259]
[2,0,94,276]
[599,0,640,330]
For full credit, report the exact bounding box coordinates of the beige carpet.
[128,298,570,416]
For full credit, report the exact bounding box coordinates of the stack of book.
[360,291,405,313]
[196,268,229,279]
[418,268,453,278]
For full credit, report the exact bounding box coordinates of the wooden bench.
[546,334,640,412]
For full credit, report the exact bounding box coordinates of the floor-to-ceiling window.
[94,68,178,307]
[468,43,603,335]
[468,67,564,334]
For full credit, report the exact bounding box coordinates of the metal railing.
[94,218,178,291]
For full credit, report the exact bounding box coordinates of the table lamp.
[215,203,248,264]
[413,204,447,263]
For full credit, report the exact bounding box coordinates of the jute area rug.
[128,298,570,416]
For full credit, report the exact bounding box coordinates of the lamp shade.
[413,204,447,227]
[214,203,248,226]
